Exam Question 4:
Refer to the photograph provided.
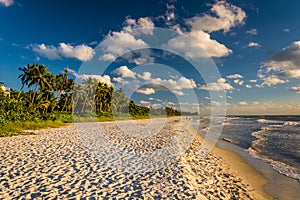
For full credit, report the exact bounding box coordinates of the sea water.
[190,116,300,182]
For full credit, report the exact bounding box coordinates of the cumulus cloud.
[227,102,300,115]
[32,43,95,61]
[173,90,184,96]
[246,29,257,35]
[167,1,247,58]
[263,41,300,73]
[233,79,244,85]
[140,100,151,105]
[69,69,112,86]
[261,74,289,86]
[32,44,60,60]
[278,69,300,79]
[248,42,260,47]
[100,30,149,62]
[149,97,162,102]
[123,17,154,35]
[112,66,197,96]
[259,41,300,86]
[239,101,248,105]
[185,1,246,33]
[99,17,153,63]
[58,43,95,61]
[226,74,243,79]
[99,1,246,62]
[199,78,234,91]
[290,86,300,93]
[112,77,123,83]
[245,84,252,88]
[136,88,155,95]
[113,66,136,79]
[137,72,152,80]
[0,0,13,7]
[165,29,232,58]
[143,77,196,91]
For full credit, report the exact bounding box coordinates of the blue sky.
[0,0,300,115]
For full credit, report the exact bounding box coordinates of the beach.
[0,118,272,199]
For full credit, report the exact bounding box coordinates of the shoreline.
[186,121,273,200]
[0,118,289,199]
[216,138,300,200]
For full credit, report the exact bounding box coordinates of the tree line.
[0,64,182,124]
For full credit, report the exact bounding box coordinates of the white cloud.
[136,88,155,95]
[239,101,248,105]
[140,100,151,105]
[248,42,260,47]
[227,95,232,99]
[245,84,252,88]
[246,28,257,35]
[228,102,300,115]
[149,97,162,102]
[173,90,184,96]
[199,78,234,91]
[0,0,13,7]
[69,69,113,86]
[283,28,290,33]
[165,101,175,106]
[264,41,300,71]
[112,77,123,83]
[290,86,300,93]
[188,30,232,57]
[278,69,300,79]
[260,41,300,83]
[100,30,148,62]
[226,73,243,79]
[164,1,247,58]
[261,75,289,86]
[32,43,95,61]
[113,66,136,79]
[137,72,152,80]
[58,43,95,61]
[249,79,257,83]
[32,44,60,60]
[123,17,154,35]
[148,77,196,91]
[165,30,232,58]
[101,53,115,61]
[233,79,244,85]
[185,1,246,33]
[258,41,300,86]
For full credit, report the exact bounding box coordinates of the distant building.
[0,85,11,97]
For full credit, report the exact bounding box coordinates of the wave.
[283,121,300,126]
[256,119,283,124]
[222,122,231,126]
[247,147,300,182]
[257,119,299,126]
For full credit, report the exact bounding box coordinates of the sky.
[0,0,300,115]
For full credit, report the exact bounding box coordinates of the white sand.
[0,118,272,199]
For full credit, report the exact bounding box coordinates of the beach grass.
[0,120,68,137]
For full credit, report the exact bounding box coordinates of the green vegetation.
[0,63,182,136]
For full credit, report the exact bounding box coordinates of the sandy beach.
[0,118,273,199]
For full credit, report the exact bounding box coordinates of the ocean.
[190,116,300,182]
